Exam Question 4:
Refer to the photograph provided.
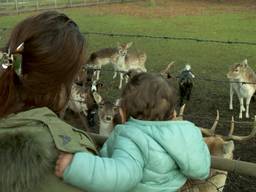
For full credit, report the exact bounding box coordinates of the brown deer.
[86,42,133,81]
[113,47,147,89]
[177,107,256,192]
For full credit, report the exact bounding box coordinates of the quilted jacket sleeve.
[63,136,144,192]
[174,124,211,180]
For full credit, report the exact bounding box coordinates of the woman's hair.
[120,72,177,121]
[0,11,85,117]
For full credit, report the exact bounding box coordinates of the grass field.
[0,1,256,190]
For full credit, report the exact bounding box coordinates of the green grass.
[0,4,256,123]
[1,4,256,190]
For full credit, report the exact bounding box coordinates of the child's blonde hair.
[120,72,177,121]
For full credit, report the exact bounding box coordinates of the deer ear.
[115,99,121,107]
[223,140,234,154]
[126,42,133,49]
[242,59,248,67]
[93,92,102,104]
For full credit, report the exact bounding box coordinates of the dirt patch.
[85,0,256,18]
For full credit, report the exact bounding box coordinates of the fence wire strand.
[82,31,256,46]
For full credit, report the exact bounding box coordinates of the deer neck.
[116,55,126,67]
[99,120,114,137]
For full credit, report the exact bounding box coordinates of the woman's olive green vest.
[0,107,97,192]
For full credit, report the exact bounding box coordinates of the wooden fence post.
[14,0,18,13]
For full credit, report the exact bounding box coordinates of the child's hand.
[55,152,74,178]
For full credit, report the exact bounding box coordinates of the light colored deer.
[112,42,147,89]
[97,101,119,137]
[177,107,256,192]
[227,59,256,119]
[86,42,133,81]
[68,84,87,115]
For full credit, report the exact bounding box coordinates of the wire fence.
[82,31,256,46]
[1,17,256,191]
[0,0,136,15]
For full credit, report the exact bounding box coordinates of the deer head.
[226,59,249,80]
[117,42,133,57]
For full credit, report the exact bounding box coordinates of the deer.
[112,42,147,89]
[177,106,256,192]
[97,100,119,137]
[86,42,134,81]
[93,94,120,137]
[227,59,256,119]
[61,81,103,132]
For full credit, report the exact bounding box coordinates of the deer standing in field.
[112,42,147,89]
[86,42,134,81]
[227,59,256,119]
[177,106,256,192]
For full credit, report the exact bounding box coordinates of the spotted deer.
[112,42,147,89]
[86,42,133,81]
[227,59,256,119]
[177,106,256,192]
[61,81,103,130]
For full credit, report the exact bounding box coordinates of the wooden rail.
[88,132,256,177]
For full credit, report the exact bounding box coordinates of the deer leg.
[119,73,124,89]
[113,71,117,79]
[241,99,245,111]
[229,85,233,110]
[239,97,244,119]
[96,69,100,81]
[125,75,129,83]
[245,96,252,118]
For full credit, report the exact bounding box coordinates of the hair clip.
[1,54,14,69]
[16,42,24,53]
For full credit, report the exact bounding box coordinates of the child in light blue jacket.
[55,72,211,192]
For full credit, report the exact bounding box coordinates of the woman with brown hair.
[0,11,96,192]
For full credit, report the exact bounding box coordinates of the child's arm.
[170,123,211,180]
[63,138,144,192]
